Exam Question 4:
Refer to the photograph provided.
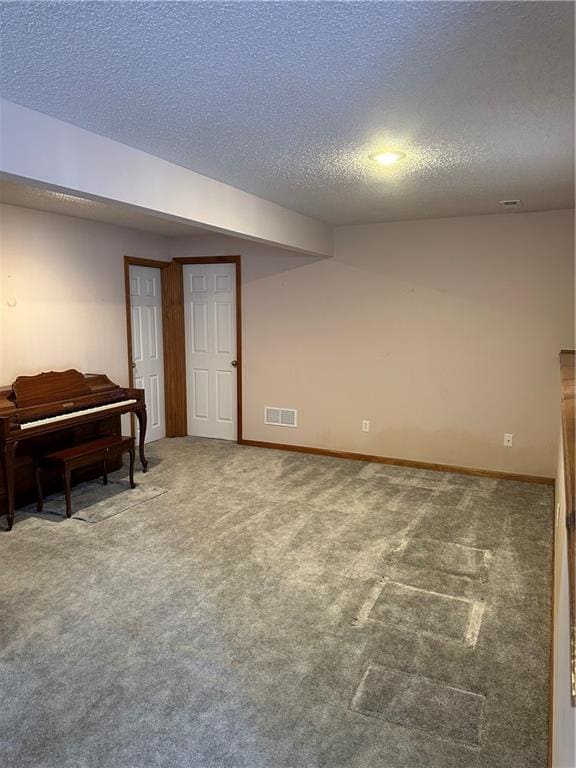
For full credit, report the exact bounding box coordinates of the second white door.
[184,263,237,440]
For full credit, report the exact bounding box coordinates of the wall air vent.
[498,199,523,209]
[264,407,297,427]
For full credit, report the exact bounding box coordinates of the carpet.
[0,437,553,768]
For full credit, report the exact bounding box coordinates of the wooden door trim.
[162,261,187,436]
[123,256,171,437]
[174,256,243,443]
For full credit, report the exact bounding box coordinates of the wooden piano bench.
[35,435,136,519]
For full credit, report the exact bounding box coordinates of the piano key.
[20,399,137,430]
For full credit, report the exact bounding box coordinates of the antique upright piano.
[0,369,147,531]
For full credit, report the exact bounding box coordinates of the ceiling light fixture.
[368,150,406,166]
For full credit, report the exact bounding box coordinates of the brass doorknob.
[231,360,238,367]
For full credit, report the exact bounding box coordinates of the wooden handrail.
[559,349,576,704]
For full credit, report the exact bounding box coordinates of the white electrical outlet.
[503,433,513,447]
[362,420,370,432]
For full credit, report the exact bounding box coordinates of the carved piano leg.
[1,442,17,531]
[135,408,148,472]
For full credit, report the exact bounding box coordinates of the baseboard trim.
[238,439,555,485]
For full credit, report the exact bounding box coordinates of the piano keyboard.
[20,399,138,430]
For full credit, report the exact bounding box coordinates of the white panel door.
[184,264,237,440]
[129,265,166,443]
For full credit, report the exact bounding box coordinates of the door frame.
[174,256,243,443]
[123,255,172,438]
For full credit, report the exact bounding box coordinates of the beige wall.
[1,204,572,477]
[0,204,169,386]
[171,209,574,477]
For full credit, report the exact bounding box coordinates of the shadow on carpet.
[22,479,167,523]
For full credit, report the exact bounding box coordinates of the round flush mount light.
[368,150,406,166]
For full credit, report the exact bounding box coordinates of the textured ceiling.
[0,1,573,225]
[0,179,206,236]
